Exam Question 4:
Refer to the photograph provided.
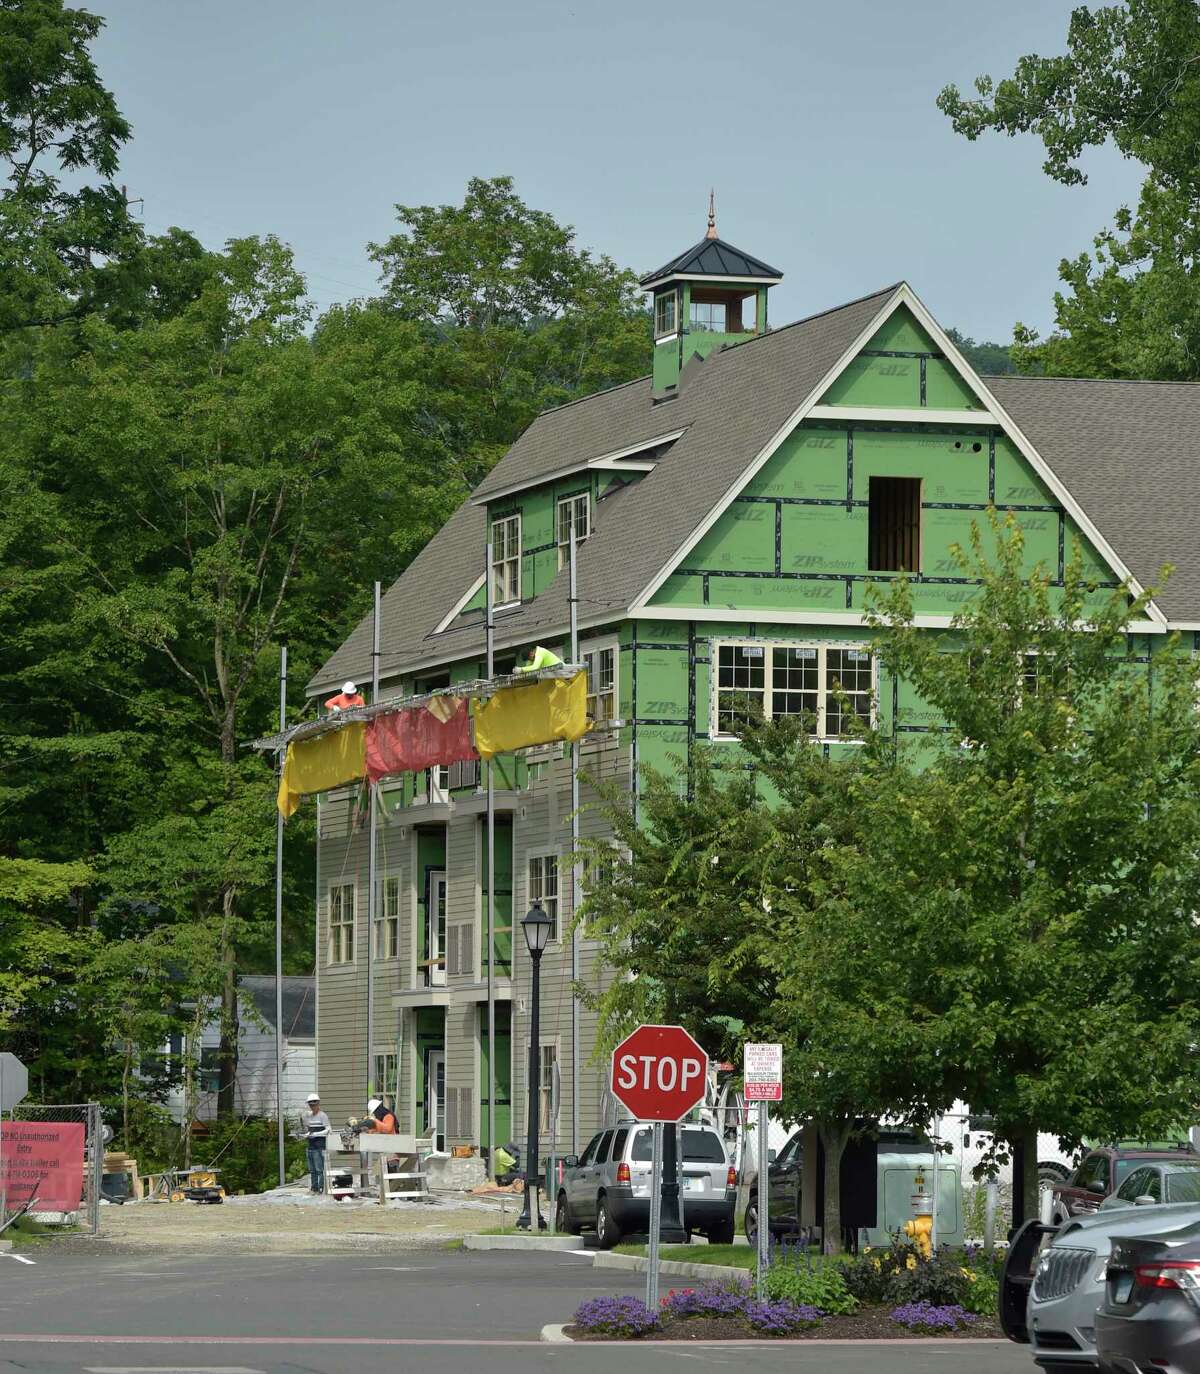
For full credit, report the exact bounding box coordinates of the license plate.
[1111,1273,1134,1304]
[683,1177,705,1192]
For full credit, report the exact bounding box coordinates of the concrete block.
[425,1153,487,1192]
[463,1233,579,1252]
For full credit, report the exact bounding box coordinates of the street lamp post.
[516,899,551,1231]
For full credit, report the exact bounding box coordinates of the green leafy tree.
[865,515,1200,1220]
[945,327,1015,376]
[938,1,1200,378]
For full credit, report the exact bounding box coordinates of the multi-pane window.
[199,1046,221,1097]
[582,642,616,724]
[654,291,676,337]
[527,854,559,941]
[539,1044,558,1135]
[374,876,400,960]
[373,1052,398,1105]
[714,642,875,740]
[491,514,521,607]
[556,493,590,569]
[690,300,726,332]
[328,882,355,964]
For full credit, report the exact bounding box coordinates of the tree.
[945,327,1015,376]
[938,1,1200,379]
[370,175,650,484]
[578,723,951,1252]
[0,0,143,333]
[864,515,1200,1220]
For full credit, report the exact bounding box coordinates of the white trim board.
[633,606,1166,635]
[641,272,783,289]
[433,574,486,635]
[631,282,1166,629]
[470,429,685,506]
[806,404,993,426]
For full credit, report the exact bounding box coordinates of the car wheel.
[707,1218,735,1245]
[1038,1161,1071,1186]
[556,1191,580,1236]
[595,1196,621,1250]
[744,1199,758,1244]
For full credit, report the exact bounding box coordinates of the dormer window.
[556,492,590,569]
[654,291,676,337]
[690,300,727,333]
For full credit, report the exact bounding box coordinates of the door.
[428,872,447,986]
[427,1050,445,1151]
[769,1132,802,1230]
[568,1132,604,1219]
[1065,1151,1108,1215]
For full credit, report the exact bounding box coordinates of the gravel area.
[21,1185,513,1255]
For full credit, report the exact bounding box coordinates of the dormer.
[640,195,783,397]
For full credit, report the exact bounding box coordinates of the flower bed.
[567,1276,1003,1342]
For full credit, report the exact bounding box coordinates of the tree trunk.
[1010,1124,1039,1230]
[121,1036,132,1150]
[819,1118,853,1255]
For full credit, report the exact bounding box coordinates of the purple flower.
[889,1300,977,1331]
[573,1295,659,1336]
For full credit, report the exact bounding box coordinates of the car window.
[1116,1168,1150,1201]
[594,1131,614,1166]
[1142,1169,1163,1202]
[631,1129,654,1162]
[775,1133,802,1168]
[1114,1158,1143,1187]
[1074,1153,1109,1192]
[577,1133,603,1167]
[680,1129,725,1163]
[1166,1169,1200,1204]
[612,1128,629,1161]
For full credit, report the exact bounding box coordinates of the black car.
[1096,1218,1200,1373]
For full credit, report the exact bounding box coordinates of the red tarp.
[0,1120,85,1210]
[364,699,478,781]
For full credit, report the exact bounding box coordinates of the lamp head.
[521,899,552,956]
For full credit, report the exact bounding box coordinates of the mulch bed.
[566,1310,1005,1341]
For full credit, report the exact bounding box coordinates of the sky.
[90,0,1143,343]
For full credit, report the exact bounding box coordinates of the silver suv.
[556,1121,737,1249]
[1002,1204,1200,1372]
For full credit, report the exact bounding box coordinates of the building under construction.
[294,212,1199,1162]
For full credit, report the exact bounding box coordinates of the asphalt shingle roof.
[241,975,315,1041]
[310,288,1200,696]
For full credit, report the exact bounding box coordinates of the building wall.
[162,1013,315,1124]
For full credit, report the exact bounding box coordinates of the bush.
[193,1118,307,1195]
[574,1296,659,1337]
[842,1234,998,1314]
[889,1300,976,1332]
[765,1252,857,1315]
[959,1264,999,1317]
[662,1283,824,1334]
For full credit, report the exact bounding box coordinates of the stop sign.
[610,1024,708,1123]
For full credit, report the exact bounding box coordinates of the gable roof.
[310,285,900,693]
[639,236,784,287]
[310,282,1200,695]
[985,375,1200,624]
[241,975,315,1041]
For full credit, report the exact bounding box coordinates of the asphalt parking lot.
[0,1246,1033,1373]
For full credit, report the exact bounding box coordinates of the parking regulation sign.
[744,1042,782,1102]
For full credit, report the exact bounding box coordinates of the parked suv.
[556,1121,737,1249]
[1051,1144,1200,1224]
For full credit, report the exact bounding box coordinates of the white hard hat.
[342,681,357,695]
[367,1097,382,1113]
[306,1092,320,1102]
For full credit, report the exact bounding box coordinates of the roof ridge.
[530,370,651,421]
[988,372,1200,387]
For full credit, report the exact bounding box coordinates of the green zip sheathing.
[415,828,446,966]
[478,1001,512,1149]
[415,1007,444,1138]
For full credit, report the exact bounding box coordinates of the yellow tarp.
[277,723,366,818]
[473,672,589,762]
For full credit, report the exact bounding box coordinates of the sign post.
[610,1025,709,1315]
[0,1053,29,1224]
[744,1043,782,1298]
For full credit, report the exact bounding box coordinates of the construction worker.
[301,1093,332,1194]
[356,1097,398,1135]
[325,680,365,712]
[515,645,562,674]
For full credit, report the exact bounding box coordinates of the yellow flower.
[906,1255,917,1270]
[960,1268,977,1283]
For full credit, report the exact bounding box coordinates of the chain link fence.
[1,1103,102,1236]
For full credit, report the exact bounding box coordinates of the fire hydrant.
[904,1191,934,1259]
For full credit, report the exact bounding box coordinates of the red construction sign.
[610,1024,708,1123]
[0,1120,85,1211]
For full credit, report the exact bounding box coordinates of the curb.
[540,1324,572,1342]
[0,1238,12,1253]
[463,1233,578,1252]
[592,1251,750,1283]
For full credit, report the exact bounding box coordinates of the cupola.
[640,194,783,396]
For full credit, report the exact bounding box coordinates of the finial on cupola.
[705,189,718,240]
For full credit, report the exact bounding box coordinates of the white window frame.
[526,851,560,942]
[373,1051,398,1105]
[710,639,876,743]
[654,291,676,338]
[374,874,400,961]
[690,299,727,333]
[524,1037,561,1137]
[556,492,591,570]
[491,513,521,609]
[327,881,355,966]
[580,636,619,727]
